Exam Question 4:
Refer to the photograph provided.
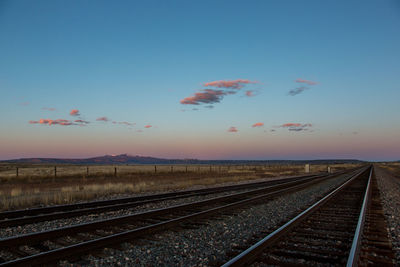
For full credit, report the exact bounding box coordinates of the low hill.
[1,154,364,165]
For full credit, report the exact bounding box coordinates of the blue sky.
[0,0,399,161]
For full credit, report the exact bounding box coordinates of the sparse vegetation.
[0,163,360,211]
[377,162,400,176]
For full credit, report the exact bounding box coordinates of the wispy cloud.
[288,86,309,96]
[295,78,318,85]
[96,117,109,122]
[288,78,318,96]
[279,123,312,131]
[120,122,135,126]
[252,122,264,128]
[144,125,152,128]
[281,123,302,127]
[204,79,257,89]
[288,128,305,131]
[42,107,56,111]
[181,79,258,106]
[29,119,75,126]
[74,119,90,124]
[245,90,256,97]
[70,109,80,116]
[112,121,135,126]
[180,89,228,105]
[227,126,238,133]
[19,102,29,106]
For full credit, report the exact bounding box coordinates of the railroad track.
[0,173,329,228]
[222,165,395,266]
[0,169,360,266]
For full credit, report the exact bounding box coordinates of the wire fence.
[0,164,318,179]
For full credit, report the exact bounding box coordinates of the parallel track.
[0,170,359,266]
[357,168,395,265]
[222,166,395,266]
[0,173,324,228]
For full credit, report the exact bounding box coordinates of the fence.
[0,164,313,179]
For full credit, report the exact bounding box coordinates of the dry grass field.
[0,163,359,211]
[377,162,400,176]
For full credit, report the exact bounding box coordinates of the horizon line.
[0,153,380,162]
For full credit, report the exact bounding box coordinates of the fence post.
[154,165,157,173]
[185,166,188,173]
[54,166,57,178]
[305,164,310,173]
[16,167,19,177]
[114,167,117,177]
[86,166,89,176]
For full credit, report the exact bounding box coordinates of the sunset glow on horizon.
[0,1,399,161]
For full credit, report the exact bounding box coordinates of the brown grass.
[0,163,360,211]
[377,162,400,176]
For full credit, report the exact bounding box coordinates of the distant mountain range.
[1,154,364,165]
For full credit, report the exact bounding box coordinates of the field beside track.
[0,163,358,211]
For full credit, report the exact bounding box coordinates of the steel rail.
[221,166,369,267]
[0,173,330,248]
[346,166,372,266]
[0,173,321,222]
[0,170,356,266]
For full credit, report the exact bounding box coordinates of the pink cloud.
[144,125,152,128]
[295,78,318,85]
[29,119,75,126]
[281,123,302,127]
[227,126,238,133]
[180,89,227,105]
[204,79,257,89]
[70,109,80,116]
[42,107,56,111]
[252,122,264,128]
[181,79,258,106]
[96,117,109,122]
[245,90,255,97]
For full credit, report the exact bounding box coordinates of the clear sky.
[0,0,399,161]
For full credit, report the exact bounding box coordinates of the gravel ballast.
[0,188,262,239]
[374,166,400,263]
[0,174,319,239]
[59,173,353,266]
